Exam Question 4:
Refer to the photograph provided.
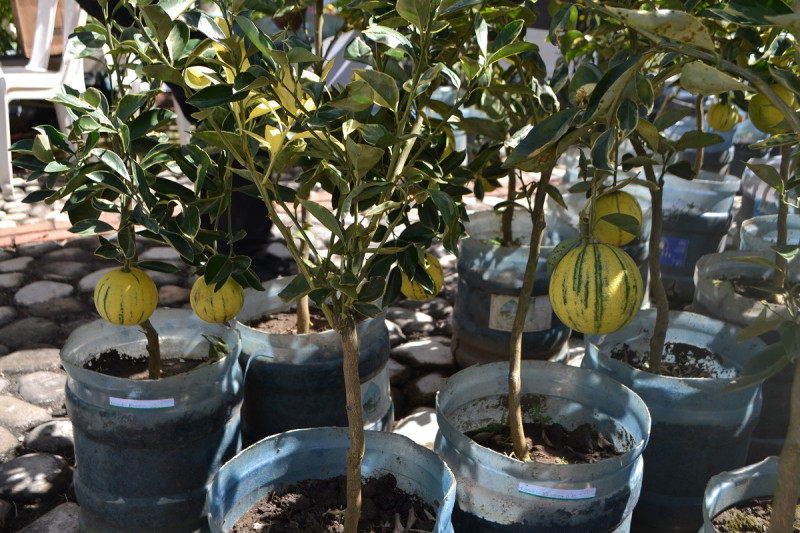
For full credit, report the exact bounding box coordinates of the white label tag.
[109,397,175,409]
[518,482,596,501]
[489,294,553,332]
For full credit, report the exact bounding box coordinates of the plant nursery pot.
[583,310,765,533]
[435,360,651,532]
[698,456,790,533]
[451,209,571,367]
[206,427,457,533]
[739,214,800,268]
[234,277,393,446]
[61,309,244,533]
[660,172,740,305]
[692,250,795,463]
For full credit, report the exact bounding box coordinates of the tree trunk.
[336,314,364,533]
[769,359,800,533]
[508,167,552,461]
[140,319,161,379]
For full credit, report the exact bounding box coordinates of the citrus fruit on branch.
[191,277,244,323]
[592,191,643,247]
[549,243,644,335]
[749,84,797,135]
[707,103,740,132]
[401,252,444,301]
[94,267,158,326]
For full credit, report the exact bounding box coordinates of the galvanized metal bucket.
[584,309,765,533]
[206,427,457,533]
[698,456,781,533]
[61,309,243,533]
[435,360,651,532]
[234,277,393,445]
[451,210,571,367]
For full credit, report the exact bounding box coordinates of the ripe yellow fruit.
[749,84,796,134]
[94,267,158,326]
[549,243,644,335]
[401,253,444,301]
[190,277,244,323]
[592,191,643,247]
[707,103,740,132]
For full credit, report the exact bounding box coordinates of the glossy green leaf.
[744,162,783,191]
[116,94,149,123]
[617,100,639,136]
[205,254,233,285]
[675,131,724,151]
[158,0,195,18]
[505,108,581,167]
[363,26,414,58]
[91,149,131,181]
[69,218,115,235]
[591,127,617,171]
[186,84,247,108]
[299,198,344,242]
[138,260,180,273]
[397,0,430,31]
[142,5,173,44]
[278,274,312,303]
[354,69,399,110]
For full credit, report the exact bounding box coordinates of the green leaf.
[70,219,115,235]
[675,131,724,151]
[117,94,148,123]
[599,213,641,236]
[744,162,783,191]
[299,198,344,242]
[142,5,173,44]
[345,138,385,179]
[488,42,537,66]
[354,69,399,111]
[666,160,695,180]
[585,54,647,124]
[32,134,53,163]
[429,189,456,227]
[186,84,247,108]
[363,26,414,58]
[278,274,312,303]
[727,343,790,392]
[654,108,692,131]
[396,0,430,31]
[474,13,488,57]
[161,230,195,261]
[330,80,375,112]
[183,10,226,39]
[617,100,639,136]
[137,260,179,273]
[91,149,131,181]
[128,109,175,139]
[158,0,195,18]
[547,237,580,274]
[234,14,275,58]
[87,171,130,196]
[167,21,190,61]
[358,276,386,303]
[505,108,581,167]
[636,74,654,112]
[591,127,617,171]
[608,8,714,51]
[287,47,324,64]
[344,37,375,68]
[205,254,233,286]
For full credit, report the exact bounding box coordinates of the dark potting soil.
[229,473,438,533]
[245,308,331,334]
[84,349,206,379]
[712,496,800,532]
[466,421,623,464]
[611,341,735,378]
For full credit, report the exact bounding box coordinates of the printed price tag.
[489,294,553,332]
[659,235,690,268]
[109,397,175,409]
[518,482,596,501]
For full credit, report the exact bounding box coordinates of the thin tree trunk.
[140,319,161,379]
[774,145,791,292]
[337,314,364,533]
[508,167,552,461]
[693,95,705,176]
[769,359,800,533]
[632,138,668,373]
[502,171,518,246]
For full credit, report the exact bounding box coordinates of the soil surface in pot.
[712,496,800,532]
[611,341,736,378]
[465,419,622,464]
[229,473,438,533]
[245,308,331,334]
[84,350,207,379]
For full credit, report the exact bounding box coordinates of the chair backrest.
[26,0,86,84]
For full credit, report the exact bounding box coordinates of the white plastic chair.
[0,0,86,200]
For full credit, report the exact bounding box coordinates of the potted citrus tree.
[9,2,263,530]
[124,0,541,530]
[539,2,778,531]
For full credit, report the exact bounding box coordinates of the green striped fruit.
[190,277,244,323]
[593,191,642,247]
[549,243,644,335]
[94,267,158,326]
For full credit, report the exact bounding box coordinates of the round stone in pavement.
[41,261,93,281]
[0,256,34,273]
[0,426,19,461]
[27,298,88,321]
[41,246,89,262]
[17,372,67,409]
[15,502,79,533]
[0,307,17,328]
[0,318,61,350]
[77,267,114,293]
[0,453,72,503]
[391,337,455,368]
[0,348,62,375]
[24,421,74,458]
[0,272,25,289]
[0,396,52,433]
[14,281,74,307]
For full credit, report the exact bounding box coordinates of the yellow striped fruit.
[401,253,444,301]
[549,243,644,335]
[749,84,796,135]
[706,103,739,132]
[190,277,244,323]
[593,191,643,247]
[94,267,158,326]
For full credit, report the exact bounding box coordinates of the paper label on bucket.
[488,294,552,332]
[518,482,596,500]
[659,235,689,268]
[109,397,175,409]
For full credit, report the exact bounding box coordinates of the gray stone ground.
[0,180,585,531]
